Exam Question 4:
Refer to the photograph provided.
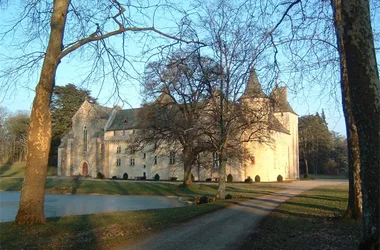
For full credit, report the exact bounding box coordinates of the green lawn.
[0,177,282,200]
[0,162,57,177]
[308,174,348,180]
[242,183,361,250]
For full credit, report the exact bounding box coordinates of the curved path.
[123,179,347,250]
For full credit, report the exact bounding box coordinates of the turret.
[239,67,267,101]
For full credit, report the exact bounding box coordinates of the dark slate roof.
[270,88,297,115]
[107,108,142,130]
[91,103,113,119]
[268,113,290,134]
[240,67,268,99]
[273,100,297,115]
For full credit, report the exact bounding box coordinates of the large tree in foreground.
[0,0,198,224]
[331,0,379,247]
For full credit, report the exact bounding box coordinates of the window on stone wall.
[117,146,121,154]
[143,152,146,159]
[83,125,88,152]
[212,152,219,169]
[154,156,157,165]
[130,146,135,154]
[116,159,121,166]
[130,158,135,166]
[169,151,175,164]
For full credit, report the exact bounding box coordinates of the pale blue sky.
[2,0,378,137]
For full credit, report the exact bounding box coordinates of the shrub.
[245,176,253,183]
[206,178,212,182]
[277,175,283,182]
[154,174,160,181]
[304,173,309,179]
[227,174,233,183]
[225,194,233,199]
[199,196,209,204]
[112,176,117,180]
[191,174,195,182]
[123,173,128,180]
[255,175,261,182]
[208,197,216,203]
[96,172,104,179]
[170,177,177,181]
[193,196,200,204]
[72,174,82,182]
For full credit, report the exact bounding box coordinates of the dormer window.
[83,125,88,152]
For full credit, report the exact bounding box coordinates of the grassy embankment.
[243,183,361,250]
[0,162,57,177]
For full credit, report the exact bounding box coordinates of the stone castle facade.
[58,69,299,182]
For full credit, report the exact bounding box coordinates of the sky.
[2,0,378,137]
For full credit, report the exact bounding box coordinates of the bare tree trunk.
[15,0,70,224]
[217,151,226,199]
[182,147,193,186]
[332,0,379,248]
[304,158,309,177]
[332,0,362,221]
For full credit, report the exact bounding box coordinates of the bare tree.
[193,0,277,198]
[331,0,379,248]
[0,0,201,224]
[138,48,218,185]
[261,0,379,221]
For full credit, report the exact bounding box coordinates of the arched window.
[83,125,88,152]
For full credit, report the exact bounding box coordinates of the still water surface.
[0,191,188,222]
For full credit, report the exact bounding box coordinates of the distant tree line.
[299,111,348,176]
[0,107,29,163]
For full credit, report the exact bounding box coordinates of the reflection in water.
[0,192,188,222]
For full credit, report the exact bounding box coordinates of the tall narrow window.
[154,156,157,165]
[83,125,88,152]
[117,146,121,154]
[130,146,135,154]
[143,152,146,159]
[169,151,175,164]
[130,158,135,166]
[116,159,121,166]
[212,152,219,169]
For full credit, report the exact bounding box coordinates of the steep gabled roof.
[71,100,113,120]
[268,113,290,134]
[270,87,297,115]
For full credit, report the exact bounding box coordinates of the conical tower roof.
[155,86,174,104]
[240,67,267,99]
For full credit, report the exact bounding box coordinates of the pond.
[0,191,189,222]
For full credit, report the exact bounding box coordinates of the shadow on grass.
[297,194,348,202]
[0,163,13,176]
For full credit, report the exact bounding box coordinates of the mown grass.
[0,177,282,200]
[0,199,236,250]
[0,162,57,177]
[308,174,348,180]
[242,184,361,250]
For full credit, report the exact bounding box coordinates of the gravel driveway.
[123,179,347,250]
